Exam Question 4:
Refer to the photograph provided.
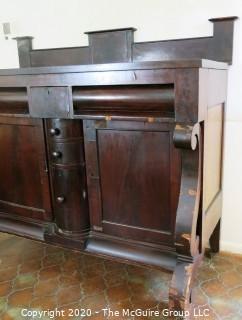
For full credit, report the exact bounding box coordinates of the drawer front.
[29,87,71,118]
[46,119,83,140]
[52,166,89,232]
[49,140,84,165]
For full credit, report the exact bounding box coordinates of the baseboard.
[0,214,45,241]
[220,240,242,255]
[86,235,176,271]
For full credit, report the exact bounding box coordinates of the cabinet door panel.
[99,130,171,230]
[84,120,181,245]
[0,117,52,221]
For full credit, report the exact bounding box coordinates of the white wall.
[0,0,241,253]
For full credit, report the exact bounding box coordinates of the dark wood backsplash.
[14,16,237,67]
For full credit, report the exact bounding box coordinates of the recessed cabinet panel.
[84,120,181,245]
[99,130,171,230]
[0,116,52,221]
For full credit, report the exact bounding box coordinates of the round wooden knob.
[52,151,62,158]
[49,128,60,136]
[56,196,65,203]
[82,190,87,199]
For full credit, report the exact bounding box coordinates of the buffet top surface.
[0,59,228,77]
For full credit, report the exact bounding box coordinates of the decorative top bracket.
[85,27,136,64]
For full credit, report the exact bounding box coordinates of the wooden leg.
[169,260,192,312]
[209,219,221,253]
[169,255,202,318]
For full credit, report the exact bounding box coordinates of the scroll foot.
[169,255,202,319]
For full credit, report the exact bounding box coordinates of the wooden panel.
[203,104,223,211]
[0,116,52,221]
[84,120,181,245]
[208,69,227,107]
[133,18,235,64]
[29,86,72,118]
[30,47,90,67]
[86,28,135,64]
[14,17,237,67]
[99,130,171,228]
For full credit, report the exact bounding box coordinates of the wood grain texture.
[0,88,28,115]
[0,116,52,221]
[84,120,181,245]
[73,85,174,117]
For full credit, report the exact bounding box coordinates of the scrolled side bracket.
[169,122,203,315]
[173,122,201,257]
[173,123,200,151]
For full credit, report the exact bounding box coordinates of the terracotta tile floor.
[0,232,241,320]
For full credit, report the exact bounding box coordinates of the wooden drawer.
[46,119,83,140]
[49,140,84,165]
[29,87,71,118]
[72,85,174,117]
[51,166,89,232]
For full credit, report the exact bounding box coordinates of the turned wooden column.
[45,119,89,236]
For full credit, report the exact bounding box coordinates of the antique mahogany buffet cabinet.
[0,17,237,313]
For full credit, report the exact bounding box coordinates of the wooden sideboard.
[0,16,237,314]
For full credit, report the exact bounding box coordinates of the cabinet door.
[83,120,181,245]
[0,117,52,221]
